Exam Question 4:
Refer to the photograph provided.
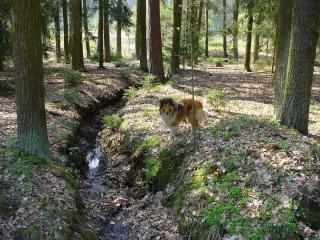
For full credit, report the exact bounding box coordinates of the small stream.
[71,101,181,240]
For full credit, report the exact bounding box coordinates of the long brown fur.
[159,97,207,138]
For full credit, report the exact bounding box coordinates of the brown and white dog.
[159,97,208,138]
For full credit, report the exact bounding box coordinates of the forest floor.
[0,57,320,239]
[101,59,320,239]
[0,61,144,239]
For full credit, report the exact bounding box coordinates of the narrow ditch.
[68,97,181,239]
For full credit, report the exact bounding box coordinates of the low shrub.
[205,88,230,111]
[63,70,85,87]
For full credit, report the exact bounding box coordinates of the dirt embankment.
[0,63,143,239]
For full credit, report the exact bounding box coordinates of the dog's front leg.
[169,126,178,140]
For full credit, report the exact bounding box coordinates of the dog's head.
[159,98,175,115]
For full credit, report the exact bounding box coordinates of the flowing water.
[72,102,181,240]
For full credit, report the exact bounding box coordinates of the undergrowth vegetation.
[101,79,320,239]
[63,70,85,87]
[205,88,230,111]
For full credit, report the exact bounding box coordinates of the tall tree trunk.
[54,3,62,63]
[116,0,122,56]
[135,0,141,60]
[280,0,320,135]
[0,20,4,71]
[194,0,204,63]
[98,0,104,68]
[253,34,260,63]
[69,3,73,57]
[104,0,111,62]
[232,0,239,61]
[244,0,253,72]
[170,0,183,75]
[222,0,228,58]
[205,0,209,58]
[82,0,90,58]
[274,0,293,120]
[62,0,70,63]
[71,0,85,71]
[138,0,147,71]
[253,16,261,64]
[189,0,198,64]
[12,0,50,159]
[149,0,165,82]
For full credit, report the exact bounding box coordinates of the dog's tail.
[197,108,209,123]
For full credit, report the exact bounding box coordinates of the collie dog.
[159,97,208,138]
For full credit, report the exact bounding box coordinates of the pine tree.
[116,0,122,56]
[274,0,293,120]
[253,15,261,64]
[149,0,165,82]
[0,20,4,71]
[98,0,104,68]
[244,0,253,72]
[222,0,228,58]
[82,0,91,58]
[62,0,70,63]
[71,0,85,71]
[232,0,239,61]
[170,0,183,74]
[205,0,209,58]
[104,0,111,62]
[54,1,62,63]
[135,0,141,60]
[280,0,320,134]
[137,0,147,71]
[12,0,50,159]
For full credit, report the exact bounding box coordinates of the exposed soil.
[73,97,181,240]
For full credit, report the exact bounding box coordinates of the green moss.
[310,144,320,158]
[223,123,240,140]
[103,114,122,133]
[119,70,130,80]
[143,156,161,183]
[137,124,151,132]
[14,223,42,240]
[143,136,161,150]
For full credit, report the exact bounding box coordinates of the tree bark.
[253,34,260,63]
[135,0,141,60]
[0,20,4,71]
[104,0,111,62]
[62,0,70,63]
[138,0,147,71]
[244,0,253,72]
[148,0,165,82]
[71,0,85,71]
[222,0,228,58]
[274,0,293,120]
[69,3,73,56]
[194,0,204,63]
[189,0,198,64]
[205,0,209,58]
[280,0,320,135]
[116,0,122,56]
[232,0,239,61]
[82,0,90,58]
[253,16,261,64]
[54,3,62,63]
[12,0,50,159]
[170,0,183,75]
[98,0,104,68]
